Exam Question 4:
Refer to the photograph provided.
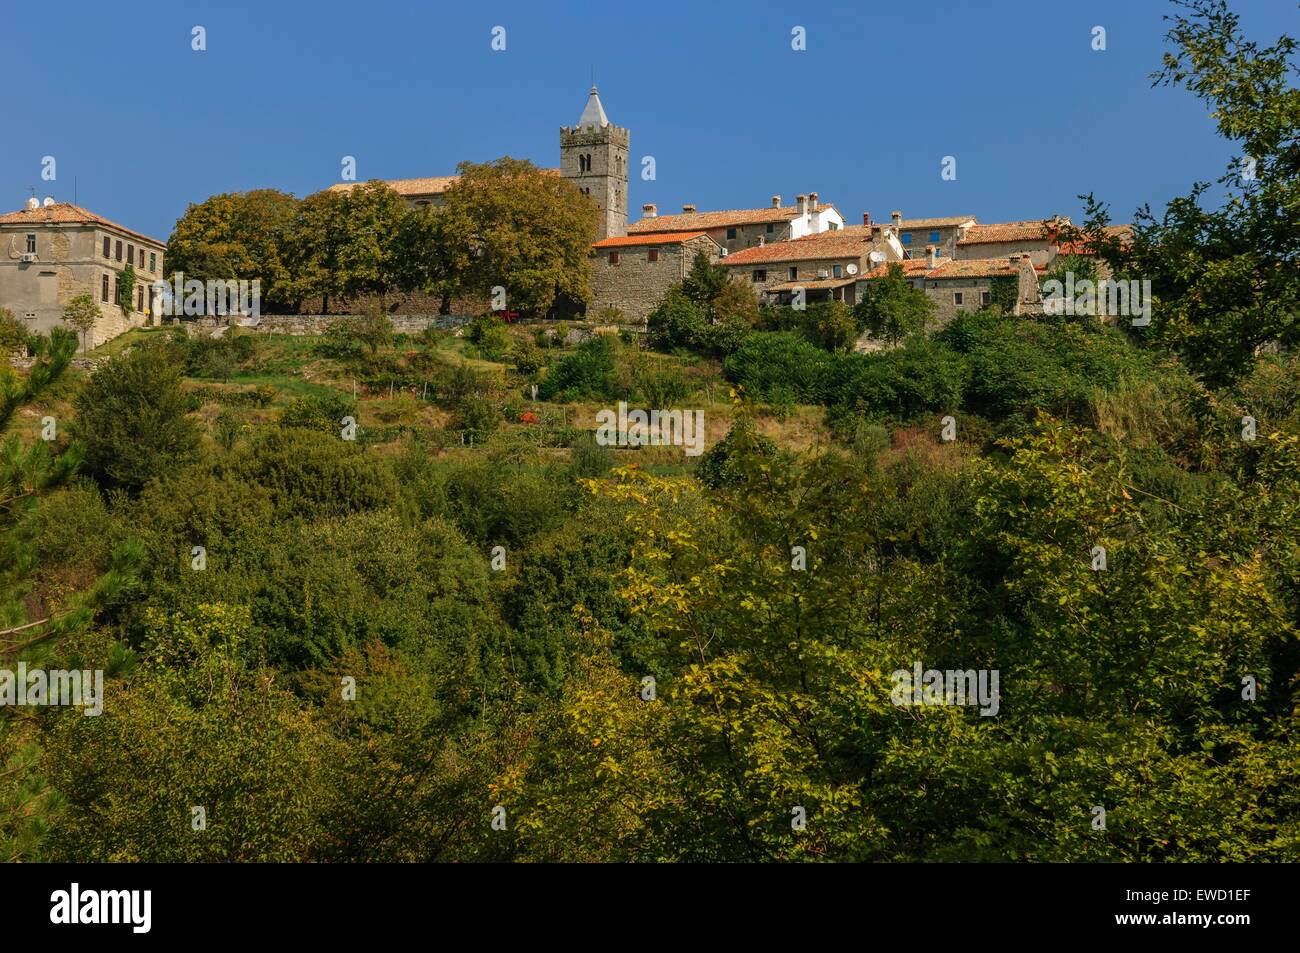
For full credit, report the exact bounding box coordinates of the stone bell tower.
[559,86,629,240]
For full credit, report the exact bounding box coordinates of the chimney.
[771,195,781,208]
[642,203,657,218]
[862,211,871,227]
[927,244,939,268]
[796,194,808,215]
[809,192,819,211]
[42,196,55,207]
[25,197,39,210]
[891,210,902,227]
[682,204,697,215]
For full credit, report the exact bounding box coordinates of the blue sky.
[3,0,1292,241]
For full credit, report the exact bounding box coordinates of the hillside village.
[1,0,1298,871]
[0,86,1124,349]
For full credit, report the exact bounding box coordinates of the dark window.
[609,251,620,264]
[981,291,991,306]
[953,292,964,305]
[648,248,659,263]
[150,253,157,273]
[101,274,109,301]
[766,224,774,234]
[788,267,797,280]
[113,277,120,305]
[828,222,838,230]
[115,240,122,261]
[127,244,134,264]
[139,248,145,267]
[832,264,842,278]
[752,269,766,282]
[25,234,36,254]
[137,288,143,312]
[103,236,111,258]
[726,228,737,240]
[929,230,941,243]
[902,233,912,245]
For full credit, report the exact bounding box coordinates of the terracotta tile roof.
[924,258,1027,279]
[721,230,876,266]
[327,169,561,198]
[895,215,977,230]
[592,231,710,249]
[1056,225,1133,255]
[0,202,165,247]
[763,277,857,292]
[957,220,1061,245]
[629,206,804,233]
[860,259,934,280]
[860,257,1038,281]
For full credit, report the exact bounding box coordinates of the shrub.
[722,332,830,402]
[279,391,357,433]
[466,315,512,362]
[73,343,200,492]
[538,335,617,401]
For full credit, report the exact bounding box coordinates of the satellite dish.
[868,251,885,264]
[846,263,859,275]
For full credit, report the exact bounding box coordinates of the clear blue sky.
[3,0,1293,242]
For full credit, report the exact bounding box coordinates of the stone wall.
[589,234,720,324]
[172,313,474,336]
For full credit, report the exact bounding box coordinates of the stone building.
[588,231,722,323]
[628,193,843,254]
[858,251,1043,325]
[882,212,976,259]
[720,225,903,306]
[954,219,1064,267]
[0,198,166,348]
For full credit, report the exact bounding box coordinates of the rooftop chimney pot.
[642,203,657,218]
[772,195,781,208]
[891,210,902,225]
[862,212,871,226]
[682,204,696,215]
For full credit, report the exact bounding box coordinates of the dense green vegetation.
[0,0,1295,862]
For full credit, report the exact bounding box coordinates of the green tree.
[73,343,200,492]
[440,158,600,317]
[335,181,407,308]
[166,189,299,312]
[61,294,98,352]
[682,250,729,306]
[0,308,31,354]
[854,263,935,345]
[285,189,347,313]
[394,203,474,314]
[1058,0,1300,384]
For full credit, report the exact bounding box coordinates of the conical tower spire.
[578,86,609,128]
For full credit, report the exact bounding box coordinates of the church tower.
[560,87,629,240]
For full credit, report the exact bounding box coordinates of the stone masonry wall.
[589,235,720,324]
